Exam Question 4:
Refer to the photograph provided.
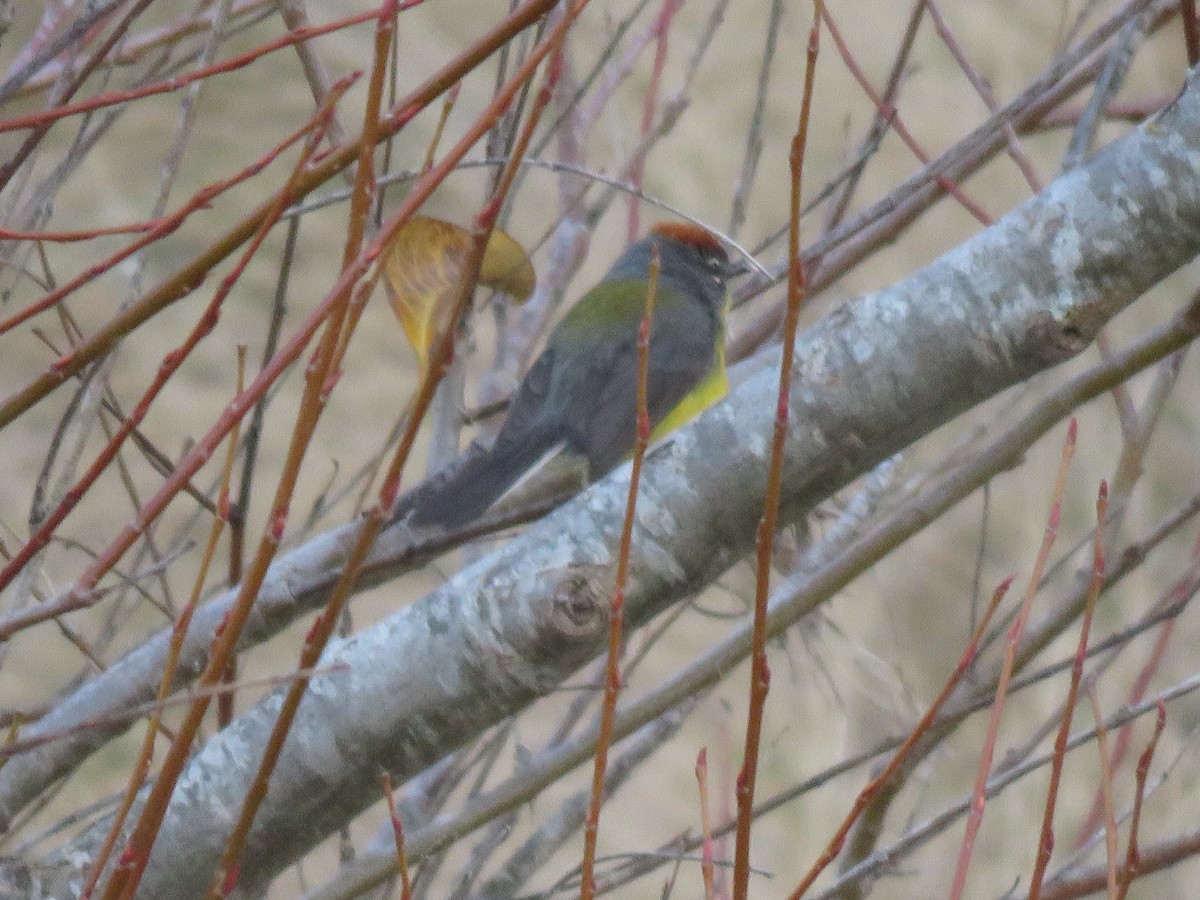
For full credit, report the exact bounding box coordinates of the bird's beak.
[724,258,752,279]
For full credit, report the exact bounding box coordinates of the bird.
[405,221,739,529]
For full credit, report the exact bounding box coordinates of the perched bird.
[407,221,739,528]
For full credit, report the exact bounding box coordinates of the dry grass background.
[1,1,1199,897]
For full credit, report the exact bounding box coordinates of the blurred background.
[0,1,1198,897]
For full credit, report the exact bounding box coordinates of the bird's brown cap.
[650,221,724,254]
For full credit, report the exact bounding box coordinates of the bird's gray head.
[609,222,736,310]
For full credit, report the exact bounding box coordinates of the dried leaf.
[479,227,536,301]
[382,216,535,372]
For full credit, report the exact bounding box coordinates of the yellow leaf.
[480,228,536,302]
[382,216,535,372]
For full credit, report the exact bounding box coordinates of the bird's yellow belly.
[650,339,728,441]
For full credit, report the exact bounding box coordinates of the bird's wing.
[489,346,557,457]
[569,292,719,475]
[407,350,562,527]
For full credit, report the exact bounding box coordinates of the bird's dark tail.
[400,437,557,529]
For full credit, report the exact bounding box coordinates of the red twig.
[731,4,820,897]
[788,577,1011,899]
[924,0,1044,193]
[0,0,559,637]
[1086,683,1120,899]
[0,665,343,758]
[9,0,279,98]
[0,79,355,614]
[380,773,413,900]
[0,222,160,241]
[0,0,558,434]
[823,0,924,231]
[1042,821,1200,900]
[0,8,384,137]
[205,9,572,894]
[199,1,553,888]
[696,748,715,900]
[204,3,401,883]
[949,419,1077,899]
[0,76,353,344]
[100,80,364,900]
[626,0,682,242]
[579,244,660,900]
[1028,480,1108,900]
[577,3,670,138]
[819,3,992,226]
[80,350,248,900]
[1074,524,1200,848]
[1115,701,1166,900]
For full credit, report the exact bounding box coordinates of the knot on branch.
[542,564,611,640]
